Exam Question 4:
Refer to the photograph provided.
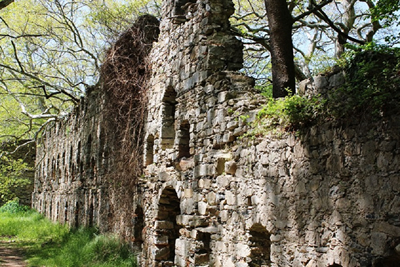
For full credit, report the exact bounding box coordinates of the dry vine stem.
[100,15,159,238]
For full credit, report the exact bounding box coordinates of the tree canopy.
[0,0,398,144]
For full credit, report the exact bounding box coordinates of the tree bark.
[264,0,295,98]
[0,0,13,10]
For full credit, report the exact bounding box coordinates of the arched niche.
[248,223,271,267]
[178,120,190,159]
[145,135,155,165]
[154,187,181,264]
[161,87,177,149]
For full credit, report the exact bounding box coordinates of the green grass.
[0,200,137,267]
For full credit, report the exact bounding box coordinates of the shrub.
[0,199,29,213]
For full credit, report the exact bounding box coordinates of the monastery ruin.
[32,0,400,266]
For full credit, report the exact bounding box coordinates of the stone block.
[198,201,208,215]
[154,235,169,246]
[176,215,208,227]
[207,192,217,205]
[154,246,170,260]
[371,232,387,255]
[314,75,328,90]
[225,190,236,205]
[225,161,237,175]
[155,220,174,229]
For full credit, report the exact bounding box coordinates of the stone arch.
[161,86,177,149]
[248,223,271,267]
[154,187,181,264]
[145,134,155,165]
[178,120,190,159]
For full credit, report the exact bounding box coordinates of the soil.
[0,242,27,267]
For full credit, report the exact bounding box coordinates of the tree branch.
[0,0,13,10]
[310,0,365,45]
[293,0,333,22]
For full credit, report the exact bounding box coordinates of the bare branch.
[0,0,13,10]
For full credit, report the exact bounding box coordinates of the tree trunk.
[264,0,295,98]
[0,0,13,10]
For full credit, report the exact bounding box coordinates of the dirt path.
[0,243,27,267]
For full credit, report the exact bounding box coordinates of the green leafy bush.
[253,45,400,138]
[330,44,400,118]
[0,156,32,204]
[256,94,325,133]
[0,199,30,213]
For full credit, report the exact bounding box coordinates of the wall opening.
[328,264,342,267]
[133,206,144,250]
[56,201,60,221]
[64,202,68,223]
[145,135,154,165]
[194,231,211,266]
[155,187,181,264]
[49,201,52,220]
[161,87,177,149]
[173,0,196,18]
[216,158,226,175]
[248,223,271,267]
[86,134,92,170]
[178,120,190,159]
[88,202,94,227]
[74,201,80,228]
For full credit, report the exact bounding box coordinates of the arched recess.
[145,135,154,166]
[161,87,177,149]
[248,223,271,267]
[178,120,190,159]
[154,187,181,264]
[328,264,342,267]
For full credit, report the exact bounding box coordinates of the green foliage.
[371,0,400,26]
[36,228,136,267]
[0,156,32,204]
[0,204,137,267]
[255,84,273,98]
[252,45,400,138]
[330,45,400,118]
[0,199,29,213]
[255,94,325,135]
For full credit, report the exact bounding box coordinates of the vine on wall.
[99,14,159,238]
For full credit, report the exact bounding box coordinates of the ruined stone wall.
[32,91,109,228]
[33,0,400,266]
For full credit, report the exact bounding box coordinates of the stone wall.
[33,0,400,266]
